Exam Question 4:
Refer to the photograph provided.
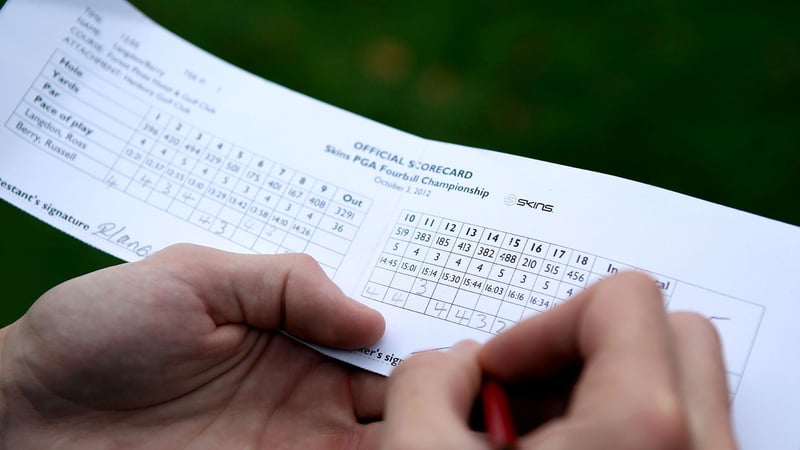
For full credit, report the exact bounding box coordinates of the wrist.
[0,324,13,445]
[0,319,86,449]
[0,322,47,449]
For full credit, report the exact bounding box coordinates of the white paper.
[0,1,798,448]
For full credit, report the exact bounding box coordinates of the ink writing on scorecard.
[5,49,371,276]
[363,210,764,394]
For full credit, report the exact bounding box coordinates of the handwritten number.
[215,220,227,235]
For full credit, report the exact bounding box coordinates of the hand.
[0,244,386,449]
[382,272,737,449]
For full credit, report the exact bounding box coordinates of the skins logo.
[504,194,555,213]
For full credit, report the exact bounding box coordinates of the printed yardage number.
[361,210,651,334]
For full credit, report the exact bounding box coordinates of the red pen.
[482,378,517,450]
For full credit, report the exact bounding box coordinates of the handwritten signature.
[92,222,152,258]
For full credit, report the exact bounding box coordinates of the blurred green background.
[1,0,798,326]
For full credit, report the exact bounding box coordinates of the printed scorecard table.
[363,210,764,394]
[7,49,371,276]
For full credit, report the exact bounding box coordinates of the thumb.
[147,244,385,349]
[382,340,485,449]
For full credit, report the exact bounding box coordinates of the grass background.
[1,0,798,326]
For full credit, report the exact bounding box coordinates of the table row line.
[370,264,595,304]
[374,243,675,295]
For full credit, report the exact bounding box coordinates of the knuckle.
[670,312,726,364]
[156,242,203,256]
[584,271,665,328]
[671,311,722,344]
[281,252,321,270]
[149,243,214,268]
[613,271,662,296]
[594,271,665,311]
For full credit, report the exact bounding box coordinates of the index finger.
[480,271,674,375]
[479,272,686,436]
[382,340,485,450]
